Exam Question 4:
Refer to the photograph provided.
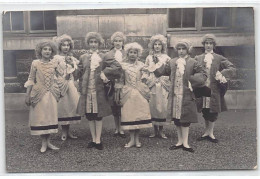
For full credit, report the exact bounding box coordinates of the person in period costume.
[53,34,81,141]
[142,34,171,139]
[195,34,236,143]
[25,40,62,153]
[154,39,207,153]
[76,32,122,150]
[120,42,153,148]
[104,32,127,138]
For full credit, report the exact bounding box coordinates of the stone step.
[4,77,19,83]
[4,82,25,93]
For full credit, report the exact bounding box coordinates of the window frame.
[167,8,234,32]
[3,11,27,34]
[201,7,232,30]
[3,11,57,37]
[28,11,57,34]
[167,8,198,32]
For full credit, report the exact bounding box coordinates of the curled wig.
[35,40,57,59]
[85,32,104,46]
[201,34,217,46]
[175,39,193,54]
[111,31,127,43]
[148,34,167,54]
[124,42,143,58]
[53,34,74,54]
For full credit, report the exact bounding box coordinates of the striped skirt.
[121,88,152,130]
[29,91,58,135]
[58,80,81,125]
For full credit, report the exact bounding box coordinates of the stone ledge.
[224,90,256,110]
[4,90,256,111]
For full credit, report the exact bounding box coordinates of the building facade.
[2,8,255,109]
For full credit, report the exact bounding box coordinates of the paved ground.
[4,109,257,173]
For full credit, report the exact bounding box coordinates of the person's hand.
[25,95,31,106]
[215,71,227,83]
[100,71,110,83]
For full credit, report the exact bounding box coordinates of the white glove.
[100,71,110,83]
[215,71,227,83]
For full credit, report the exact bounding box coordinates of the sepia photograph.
[1,2,257,174]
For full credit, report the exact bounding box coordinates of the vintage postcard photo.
[1,6,257,173]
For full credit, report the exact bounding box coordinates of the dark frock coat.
[195,53,236,113]
[154,56,207,123]
[76,51,122,117]
[104,49,126,106]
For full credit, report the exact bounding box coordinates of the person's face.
[60,41,70,55]
[41,45,52,59]
[177,45,188,58]
[204,39,214,52]
[128,49,138,62]
[113,37,124,50]
[89,38,99,51]
[154,40,163,53]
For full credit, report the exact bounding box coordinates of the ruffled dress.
[120,61,152,130]
[24,59,61,135]
[53,55,81,125]
[143,54,171,125]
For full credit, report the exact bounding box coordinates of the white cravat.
[204,51,213,69]
[114,49,123,63]
[90,51,102,71]
[176,57,186,75]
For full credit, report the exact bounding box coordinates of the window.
[4,51,17,77]
[30,11,56,31]
[168,7,232,31]
[202,8,231,28]
[3,11,25,32]
[3,11,57,35]
[168,8,196,29]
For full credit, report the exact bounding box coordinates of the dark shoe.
[95,143,104,150]
[183,146,195,153]
[87,142,96,148]
[169,144,183,150]
[197,136,209,141]
[208,137,219,143]
[119,133,126,138]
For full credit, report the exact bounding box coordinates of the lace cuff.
[66,63,77,74]
[147,61,164,72]
[215,71,227,83]
[100,71,110,83]
[24,80,35,88]
[188,81,193,91]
